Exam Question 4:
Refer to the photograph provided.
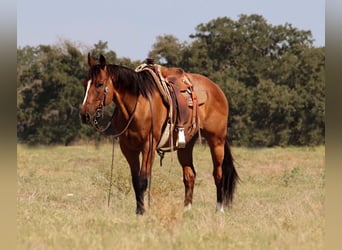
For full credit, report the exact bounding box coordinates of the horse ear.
[99,54,106,69]
[88,53,95,67]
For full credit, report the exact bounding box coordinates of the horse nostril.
[95,109,102,118]
[80,113,90,124]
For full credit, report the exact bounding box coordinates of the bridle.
[89,80,138,137]
[92,85,111,132]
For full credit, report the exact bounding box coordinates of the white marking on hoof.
[184,203,192,211]
[216,202,224,213]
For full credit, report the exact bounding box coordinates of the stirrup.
[177,127,186,148]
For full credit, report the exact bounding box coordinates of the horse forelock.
[88,64,104,82]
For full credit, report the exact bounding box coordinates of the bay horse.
[80,54,238,215]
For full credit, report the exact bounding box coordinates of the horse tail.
[222,138,239,207]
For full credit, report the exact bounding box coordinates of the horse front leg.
[136,141,156,215]
[132,172,147,215]
[121,142,155,215]
[120,145,146,215]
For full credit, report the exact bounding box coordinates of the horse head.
[80,54,115,128]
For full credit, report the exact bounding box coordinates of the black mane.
[90,64,158,98]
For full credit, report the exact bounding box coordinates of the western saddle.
[135,59,201,153]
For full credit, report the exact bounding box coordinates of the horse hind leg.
[209,141,225,212]
[177,136,197,211]
[208,137,239,213]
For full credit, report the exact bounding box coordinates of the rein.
[107,136,115,208]
[147,95,154,208]
[90,85,139,209]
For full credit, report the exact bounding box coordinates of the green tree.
[224,79,254,146]
[90,40,117,63]
[182,15,324,146]
[90,40,141,68]
[148,35,185,66]
[251,80,300,146]
[17,42,89,145]
[17,15,325,147]
[186,15,315,86]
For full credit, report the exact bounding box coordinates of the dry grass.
[17,143,325,250]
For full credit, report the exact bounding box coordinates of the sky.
[17,0,325,61]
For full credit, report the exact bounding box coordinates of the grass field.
[17,143,325,250]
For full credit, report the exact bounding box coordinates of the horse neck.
[110,65,139,120]
[109,64,158,120]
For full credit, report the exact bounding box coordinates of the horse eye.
[96,82,104,88]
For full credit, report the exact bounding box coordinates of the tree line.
[17,14,325,147]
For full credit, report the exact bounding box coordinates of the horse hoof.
[216,203,224,213]
[184,203,192,211]
[136,208,145,215]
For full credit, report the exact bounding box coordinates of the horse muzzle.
[80,107,103,128]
